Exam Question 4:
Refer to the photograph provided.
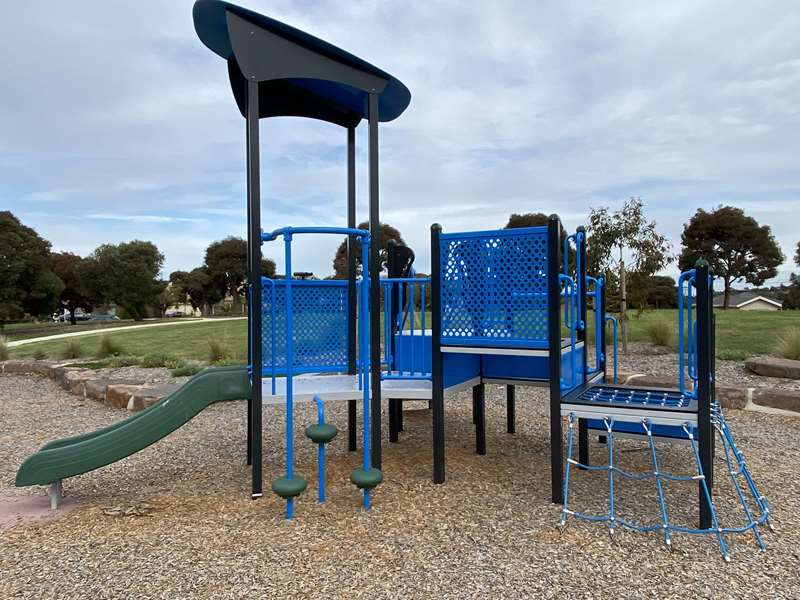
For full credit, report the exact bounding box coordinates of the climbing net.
[559,406,772,561]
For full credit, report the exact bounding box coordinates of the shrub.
[646,318,673,347]
[774,328,800,361]
[107,355,139,368]
[96,335,124,358]
[61,339,84,359]
[140,352,184,370]
[208,338,231,364]
[33,348,48,360]
[171,363,203,377]
[0,336,8,361]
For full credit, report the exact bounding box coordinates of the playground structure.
[14,0,771,557]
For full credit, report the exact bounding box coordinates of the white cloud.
[1,0,799,282]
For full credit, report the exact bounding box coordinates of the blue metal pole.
[315,394,326,503]
[284,233,294,520]
[362,235,371,509]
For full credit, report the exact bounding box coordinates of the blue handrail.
[604,315,618,384]
[585,275,605,373]
[559,274,578,390]
[678,269,697,398]
[381,276,432,381]
[262,226,370,242]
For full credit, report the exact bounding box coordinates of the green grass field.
[8,309,800,363]
[1,318,201,342]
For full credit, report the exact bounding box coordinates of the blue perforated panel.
[439,227,548,348]
[261,279,349,375]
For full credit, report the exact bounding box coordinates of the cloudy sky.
[2,1,799,283]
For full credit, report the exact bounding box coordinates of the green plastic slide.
[15,365,251,487]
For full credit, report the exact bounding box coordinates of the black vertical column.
[598,274,608,444]
[387,240,399,443]
[474,384,486,455]
[506,385,516,434]
[367,92,382,469]
[431,224,445,483]
[347,125,358,452]
[696,260,713,528]
[548,215,563,504]
[577,227,589,466]
[246,80,263,499]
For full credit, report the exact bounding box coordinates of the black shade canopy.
[193,0,411,127]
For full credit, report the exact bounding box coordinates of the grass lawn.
[10,320,248,363]
[1,318,202,342]
[598,308,800,361]
[8,309,800,364]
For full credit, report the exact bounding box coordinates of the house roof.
[192,0,411,127]
[713,291,783,308]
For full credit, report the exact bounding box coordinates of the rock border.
[2,359,799,415]
[0,359,179,412]
[745,355,800,380]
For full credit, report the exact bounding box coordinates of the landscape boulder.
[745,356,800,380]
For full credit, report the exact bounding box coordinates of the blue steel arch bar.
[262,226,372,516]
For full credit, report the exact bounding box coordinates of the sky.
[2,1,799,284]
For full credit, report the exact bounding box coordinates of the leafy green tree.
[183,266,224,316]
[679,206,784,309]
[587,198,672,349]
[50,252,93,324]
[332,222,405,278]
[81,240,165,321]
[0,212,63,326]
[203,237,276,314]
[784,242,800,310]
[168,270,191,306]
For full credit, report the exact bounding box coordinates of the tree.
[587,198,672,350]
[168,270,191,307]
[679,206,784,309]
[784,242,800,310]
[184,266,224,316]
[203,237,276,314]
[0,212,63,326]
[81,240,165,321]
[50,252,93,325]
[332,222,405,278]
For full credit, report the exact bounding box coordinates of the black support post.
[576,227,589,467]
[506,385,516,434]
[246,80,263,499]
[598,269,608,445]
[474,384,486,455]
[696,260,713,528]
[346,125,358,453]
[547,215,563,504]
[367,92,382,469]
[431,224,445,483]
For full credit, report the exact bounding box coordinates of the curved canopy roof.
[193,0,411,127]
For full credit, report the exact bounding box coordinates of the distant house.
[713,292,783,311]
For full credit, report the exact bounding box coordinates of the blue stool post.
[315,395,326,503]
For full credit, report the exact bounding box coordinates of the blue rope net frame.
[559,408,772,561]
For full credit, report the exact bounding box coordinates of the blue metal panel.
[439,227,549,349]
[443,353,480,388]
[261,278,349,375]
[394,334,432,375]
[480,346,584,383]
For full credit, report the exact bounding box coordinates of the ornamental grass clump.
[774,328,800,361]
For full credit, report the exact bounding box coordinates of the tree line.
[0,211,277,325]
[3,201,798,327]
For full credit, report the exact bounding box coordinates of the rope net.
[560,406,772,561]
